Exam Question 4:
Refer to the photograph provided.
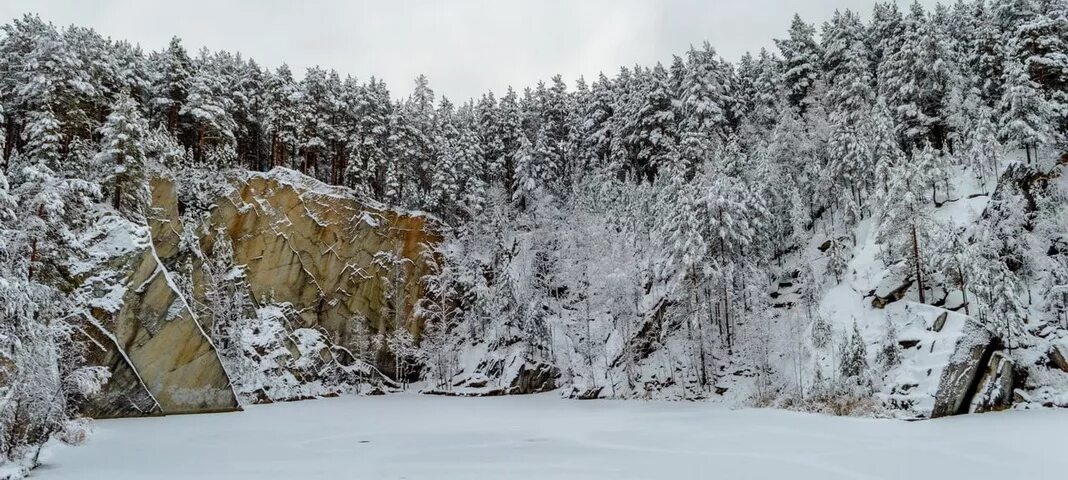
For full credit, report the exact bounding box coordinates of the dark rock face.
[971,352,1015,413]
[871,280,913,309]
[570,386,605,400]
[932,320,1000,418]
[1049,343,1068,373]
[507,361,560,394]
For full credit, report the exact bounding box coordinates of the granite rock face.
[81,178,236,417]
[205,169,436,353]
[82,169,437,417]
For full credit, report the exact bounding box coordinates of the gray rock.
[1049,342,1068,373]
[507,361,560,394]
[970,352,1015,413]
[930,311,948,332]
[931,319,998,418]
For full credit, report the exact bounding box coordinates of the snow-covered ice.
[36,394,1066,480]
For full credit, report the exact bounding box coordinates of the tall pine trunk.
[28,204,44,280]
[912,223,925,304]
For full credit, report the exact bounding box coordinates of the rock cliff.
[80,168,437,417]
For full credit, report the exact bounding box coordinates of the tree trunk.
[167,104,179,134]
[958,265,969,316]
[113,153,124,211]
[2,117,17,173]
[113,182,122,211]
[28,204,44,280]
[723,281,732,353]
[912,223,925,304]
[692,265,708,388]
[196,124,206,162]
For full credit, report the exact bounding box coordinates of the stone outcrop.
[82,169,437,417]
[871,280,913,309]
[204,169,437,354]
[81,178,237,417]
[506,361,560,394]
[970,352,1015,413]
[1049,342,1068,373]
[931,320,1002,418]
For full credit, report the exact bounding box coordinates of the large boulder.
[506,361,560,394]
[970,352,1015,413]
[1049,341,1068,373]
[931,320,1000,418]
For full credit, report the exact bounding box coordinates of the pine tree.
[181,51,236,162]
[96,92,148,215]
[630,64,678,180]
[997,52,1057,162]
[828,40,876,217]
[456,125,487,216]
[265,64,302,169]
[511,132,549,210]
[678,43,728,173]
[821,9,867,84]
[877,142,944,304]
[839,320,869,380]
[149,37,192,133]
[880,2,961,150]
[964,100,1003,188]
[876,317,902,370]
[776,14,822,109]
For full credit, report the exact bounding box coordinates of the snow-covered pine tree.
[828,40,876,221]
[96,92,148,215]
[997,50,1057,163]
[776,14,822,110]
[876,316,901,370]
[148,36,192,134]
[877,142,945,304]
[629,63,679,181]
[839,320,869,381]
[181,50,237,163]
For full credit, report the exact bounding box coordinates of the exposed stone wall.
[205,170,437,345]
[83,169,437,417]
[82,178,238,417]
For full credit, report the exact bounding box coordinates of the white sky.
[0,0,943,101]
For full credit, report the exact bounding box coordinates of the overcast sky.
[0,0,942,101]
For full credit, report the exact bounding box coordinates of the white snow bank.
[36,395,1067,480]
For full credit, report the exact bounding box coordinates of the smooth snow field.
[36,395,1066,480]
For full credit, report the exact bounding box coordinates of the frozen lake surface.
[36,394,1066,479]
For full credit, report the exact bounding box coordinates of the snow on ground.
[35,395,1067,480]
